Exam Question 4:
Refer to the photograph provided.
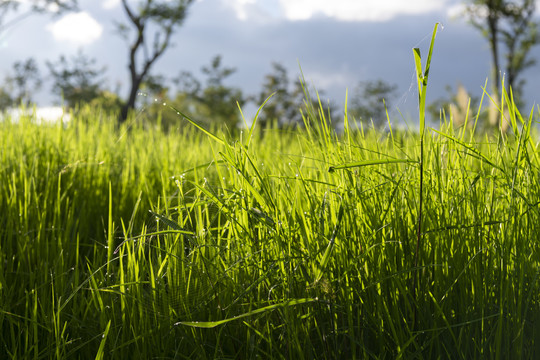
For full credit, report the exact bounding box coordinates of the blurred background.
[1,0,539,130]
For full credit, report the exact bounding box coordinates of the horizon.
[1,0,540,124]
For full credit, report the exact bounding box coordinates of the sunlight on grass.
[1,25,540,358]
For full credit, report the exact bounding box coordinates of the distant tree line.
[0,51,397,132]
[1,0,539,131]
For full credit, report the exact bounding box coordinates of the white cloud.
[102,0,121,9]
[446,3,467,19]
[280,0,448,22]
[229,0,256,20]
[227,0,449,22]
[305,69,358,91]
[47,12,103,45]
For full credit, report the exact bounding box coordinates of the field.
[2,31,540,358]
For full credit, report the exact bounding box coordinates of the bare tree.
[118,0,195,122]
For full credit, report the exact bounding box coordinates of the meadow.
[2,26,540,358]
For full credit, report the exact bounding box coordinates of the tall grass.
[2,33,540,358]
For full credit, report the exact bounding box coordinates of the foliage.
[252,62,338,129]
[252,62,305,128]
[0,87,12,111]
[131,56,246,132]
[464,0,539,108]
[172,55,246,131]
[46,51,107,108]
[88,91,124,115]
[500,0,539,99]
[0,58,42,109]
[348,79,397,128]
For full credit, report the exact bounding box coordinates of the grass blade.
[176,298,317,328]
[314,202,344,283]
[94,320,111,360]
[328,158,417,173]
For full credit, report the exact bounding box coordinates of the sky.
[1,0,540,123]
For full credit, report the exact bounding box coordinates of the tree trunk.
[119,76,142,123]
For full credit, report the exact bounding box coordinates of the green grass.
[2,27,540,358]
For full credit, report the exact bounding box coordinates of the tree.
[0,88,13,111]
[0,58,42,109]
[132,73,175,128]
[253,63,340,129]
[465,0,539,114]
[46,51,107,108]
[117,0,195,122]
[88,91,124,115]
[349,79,397,128]
[500,1,538,100]
[4,58,42,107]
[171,55,246,131]
[0,1,77,110]
[138,73,169,107]
[253,63,305,128]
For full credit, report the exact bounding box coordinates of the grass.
[2,26,540,358]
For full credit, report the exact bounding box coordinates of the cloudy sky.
[2,0,540,122]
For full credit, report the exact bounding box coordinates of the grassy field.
[2,27,540,358]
